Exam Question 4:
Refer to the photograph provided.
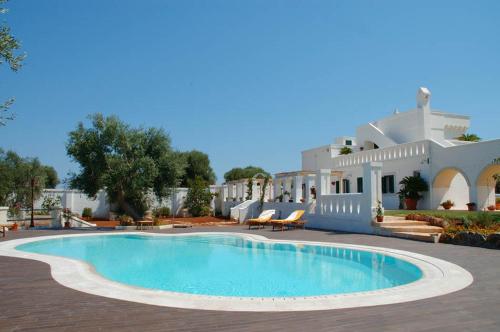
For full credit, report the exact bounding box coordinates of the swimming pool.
[0,232,473,311]
[16,233,422,297]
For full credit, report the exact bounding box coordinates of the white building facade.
[219,87,500,232]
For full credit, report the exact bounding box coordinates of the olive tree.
[223,166,270,182]
[0,149,59,207]
[66,114,185,220]
[1,0,26,126]
[179,150,216,187]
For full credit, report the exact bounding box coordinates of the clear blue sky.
[1,0,499,185]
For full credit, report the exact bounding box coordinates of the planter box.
[114,225,174,231]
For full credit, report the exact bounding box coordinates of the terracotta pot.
[466,204,476,211]
[405,198,418,210]
[11,223,18,231]
[496,203,500,210]
[64,221,71,228]
[487,205,495,211]
[376,215,384,223]
[442,204,452,210]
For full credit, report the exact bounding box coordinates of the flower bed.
[388,210,500,249]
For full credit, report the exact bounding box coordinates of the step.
[373,220,430,227]
[377,225,444,234]
[391,231,441,243]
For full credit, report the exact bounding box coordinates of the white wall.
[35,188,190,218]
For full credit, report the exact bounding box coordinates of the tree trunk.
[116,192,142,221]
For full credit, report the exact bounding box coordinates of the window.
[345,140,352,146]
[335,181,340,194]
[357,177,363,193]
[374,143,379,149]
[382,175,395,194]
[343,179,350,193]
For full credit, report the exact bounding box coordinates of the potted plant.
[398,175,429,210]
[487,205,495,211]
[62,208,72,228]
[82,207,92,221]
[376,200,384,222]
[440,200,454,210]
[466,202,477,211]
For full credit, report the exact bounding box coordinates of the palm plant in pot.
[398,175,429,210]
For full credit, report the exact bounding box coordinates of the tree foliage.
[184,177,213,217]
[0,149,59,207]
[457,133,481,142]
[339,147,353,155]
[0,0,26,126]
[66,114,185,220]
[179,150,216,187]
[224,166,270,182]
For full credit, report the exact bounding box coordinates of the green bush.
[82,207,92,218]
[474,212,494,228]
[153,206,171,218]
[339,147,353,155]
[118,214,134,226]
[185,177,213,217]
[461,217,472,229]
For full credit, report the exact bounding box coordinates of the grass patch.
[385,210,500,223]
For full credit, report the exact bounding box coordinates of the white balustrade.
[334,141,429,168]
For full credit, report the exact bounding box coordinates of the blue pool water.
[16,234,422,297]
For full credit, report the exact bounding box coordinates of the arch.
[433,167,471,188]
[432,167,471,210]
[475,164,500,209]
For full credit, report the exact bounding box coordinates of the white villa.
[218,87,500,233]
[13,87,498,236]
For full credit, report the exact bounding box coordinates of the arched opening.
[432,168,471,210]
[475,164,500,210]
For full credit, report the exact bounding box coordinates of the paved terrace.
[1,226,499,332]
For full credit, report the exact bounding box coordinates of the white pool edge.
[0,232,473,312]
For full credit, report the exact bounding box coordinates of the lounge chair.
[270,210,306,231]
[246,210,276,229]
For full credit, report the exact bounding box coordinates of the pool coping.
[0,232,473,312]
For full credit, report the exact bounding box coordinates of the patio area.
[1,226,499,332]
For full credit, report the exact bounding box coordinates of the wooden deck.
[1,226,499,331]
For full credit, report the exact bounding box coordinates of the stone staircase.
[373,216,444,243]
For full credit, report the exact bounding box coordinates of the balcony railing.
[334,140,429,168]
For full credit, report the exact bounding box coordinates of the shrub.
[82,207,92,218]
[339,147,353,155]
[153,206,171,218]
[474,212,494,228]
[184,177,213,217]
[461,217,472,229]
[118,214,134,226]
[41,195,61,213]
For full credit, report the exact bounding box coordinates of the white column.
[251,180,259,200]
[363,162,383,220]
[293,175,303,202]
[304,176,311,203]
[273,179,280,201]
[0,206,8,224]
[316,169,331,197]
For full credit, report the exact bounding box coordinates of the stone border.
[0,232,473,312]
